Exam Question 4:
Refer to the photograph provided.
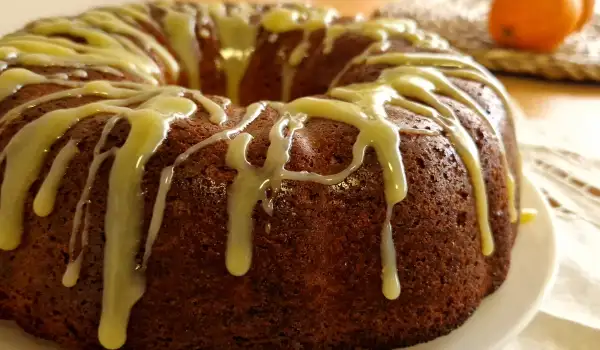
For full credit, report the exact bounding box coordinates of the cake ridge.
[0,1,520,349]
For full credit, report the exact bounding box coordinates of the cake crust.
[0,2,519,349]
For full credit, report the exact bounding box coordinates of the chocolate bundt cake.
[0,1,521,349]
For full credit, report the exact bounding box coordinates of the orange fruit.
[489,0,583,52]
[574,0,596,31]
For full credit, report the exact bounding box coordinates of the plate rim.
[490,172,559,349]
[406,172,559,350]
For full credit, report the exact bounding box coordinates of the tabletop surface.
[0,0,598,127]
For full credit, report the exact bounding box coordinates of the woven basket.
[378,0,600,82]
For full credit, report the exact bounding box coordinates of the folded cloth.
[500,97,600,348]
[502,311,600,350]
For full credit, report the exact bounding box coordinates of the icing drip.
[260,7,303,33]
[0,68,90,112]
[261,6,339,34]
[367,53,517,227]
[288,31,313,66]
[63,116,120,288]
[33,139,79,217]
[263,7,339,101]
[72,69,89,79]
[188,91,229,125]
[390,89,494,254]
[209,3,257,104]
[99,91,197,349]
[0,74,220,347]
[0,84,161,250]
[281,62,296,102]
[289,95,408,206]
[329,41,390,91]
[80,9,179,81]
[520,208,537,224]
[63,149,116,288]
[441,68,518,222]
[323,18,449,55]
[381,206,401,299]
[390,67,495,253]
[0,80,144,127]
[143,102,266,269]
[225,109,306,275]
[0,2,523,348]
[0,68,47,102]
[366,52,483,70]
[48,70,93,81]
[158,4,202,89]
[27,18,125,48]
[0,43,127,79]
[0,32,161,84]
[283,92,407,299]
[109,4,158,30]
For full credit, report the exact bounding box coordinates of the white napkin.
[501,216,600,350]
[503,312,600,350]
[501,102,600,349]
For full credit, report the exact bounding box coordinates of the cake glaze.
[0,1,520,349]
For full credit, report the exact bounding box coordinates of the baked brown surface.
[0,2,519,349]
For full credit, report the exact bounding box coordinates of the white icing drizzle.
[520,208,537,224]
[368,54,516,227]
[381,206,401,299]
[390,89,493,254]
[143,102,266,269]
[99,91,197,349]
[328,41,390,91]
[63,116,120,288]
[0,68,47,102]
[80,8,179,81]
[441,68,518,222]
[188,91,229,125]
[0,3,522,349]
[323,18,448,55]
[158,3,202,89]
[266,7,338,101]
[284,94,407,298]
[225,110,306,276]
[208,2,257,104]
[0,85,160,250]
[0,33,161,84]
[63,149,116,288]
[33,139,79,217]
[0,80,143,129]
[108,3,157,31]
[0,41,127,79]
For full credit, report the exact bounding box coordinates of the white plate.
[407,174,559,350]
[0,174,558,350]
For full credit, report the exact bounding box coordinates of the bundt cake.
[0,1,521,349]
